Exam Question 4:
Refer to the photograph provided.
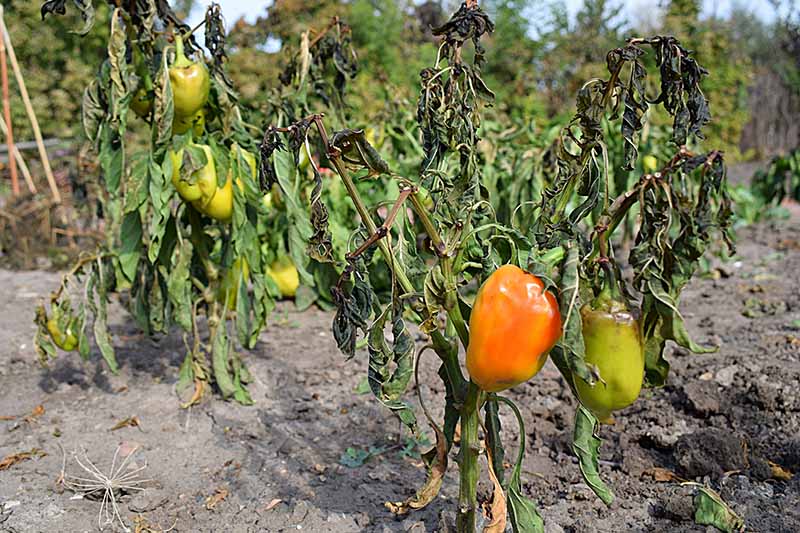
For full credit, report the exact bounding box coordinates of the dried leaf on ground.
[0,448,47,471]
[205,487,229,510]
[111,416,141,431]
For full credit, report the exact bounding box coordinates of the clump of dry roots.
[59,444,151,531]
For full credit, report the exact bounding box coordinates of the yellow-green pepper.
[169,34,210,119]
[574,267,645,423]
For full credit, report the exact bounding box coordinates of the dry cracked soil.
[1,209,799,533]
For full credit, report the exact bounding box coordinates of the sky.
[186,0,782,36]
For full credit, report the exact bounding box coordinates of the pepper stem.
[596,259,624,308]
[172,33,192,68]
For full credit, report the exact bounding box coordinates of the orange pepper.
[466,264,562,392]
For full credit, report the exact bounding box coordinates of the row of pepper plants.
[33,1,361,406]
[37,1,735,531]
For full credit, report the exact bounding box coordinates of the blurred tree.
[733,0,799,155]
[660,0,752,158]
[535,0,625,117]
[2,1,110,140]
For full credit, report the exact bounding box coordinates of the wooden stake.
[0,13,17,196]
[0,6,61,203]
[0,114,35,194]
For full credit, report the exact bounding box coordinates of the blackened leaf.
[367,301,416,430]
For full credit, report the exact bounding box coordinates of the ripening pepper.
[169,34,210,119]
[45,309,79,352]
[170,144,215,203]
[574,267,645,423]
[267,255,300,298]
[130,85,154,118]
[466,264,562,392]
[188,143,256,223]
[218,257,250,311]
[642,155,658,173]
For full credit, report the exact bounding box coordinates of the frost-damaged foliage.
[531,34,733,507]
[36,1,297,405]
[259,4,734,530]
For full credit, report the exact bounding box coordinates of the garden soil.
[1,209,798,532]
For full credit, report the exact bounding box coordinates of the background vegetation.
[2,0,797,161]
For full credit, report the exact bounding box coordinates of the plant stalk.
[457,381,483,532]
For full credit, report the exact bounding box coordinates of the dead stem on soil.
[58,443,153,532]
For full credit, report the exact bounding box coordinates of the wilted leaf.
[693,485,744,533]
[572,405,614,505]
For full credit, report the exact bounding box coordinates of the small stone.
[682,381,720,416]
[714,365,738,387]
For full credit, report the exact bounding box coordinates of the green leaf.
[87,260,119,374]
[572,405,614,505]
[211,325,236,399]
[98,128,124,193]
[550,243,591,389]
[693,486,745,533]
[272,148,314,285]
[484,400,505,485]
[491,396,544,533]
[166,239,193,332]
[118,212,142,283]
[77,304,90,361]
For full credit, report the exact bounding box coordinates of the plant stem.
[457,381,483,532]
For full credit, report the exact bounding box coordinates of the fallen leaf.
[261,498,282,512]
[0,448,46,471]
[643,467,684,482]
[111,416,141,431]
[769,461,793,481]
[1,404,45,423]
[181,379,206,409]
[205,487,229,510]
[693,485,745,532]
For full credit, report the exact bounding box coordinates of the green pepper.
[130,85,154,118]
[574,264,645,423]
[169,34,210,119]
[130,46,154,118]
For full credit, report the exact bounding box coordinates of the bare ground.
[0,210,798,533]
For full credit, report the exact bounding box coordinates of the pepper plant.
[257,2,733,531]
[32,2,357,405]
